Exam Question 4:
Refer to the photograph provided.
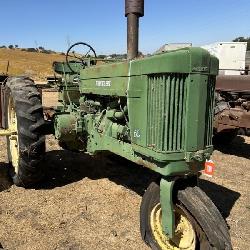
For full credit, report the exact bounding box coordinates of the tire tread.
[5,76,45,187]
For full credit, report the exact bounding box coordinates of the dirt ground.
[0,92,249,249]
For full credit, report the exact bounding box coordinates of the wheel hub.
[150,203,196,250]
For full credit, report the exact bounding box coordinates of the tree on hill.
[98,55,107,59]
[26,48,37,52]
[233,37,250,50]
[8,45,14,49]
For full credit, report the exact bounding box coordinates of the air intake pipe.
[125,0,144,60]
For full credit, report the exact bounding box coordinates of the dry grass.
[0,48,65,81]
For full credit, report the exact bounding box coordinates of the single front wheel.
[140,181,232,250]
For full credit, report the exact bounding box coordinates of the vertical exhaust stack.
[125,0,144,60]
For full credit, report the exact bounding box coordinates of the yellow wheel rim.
[150,204,196,250]
[7,97,19,173]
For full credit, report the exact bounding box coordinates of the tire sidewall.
[140,182,206,250]
[4,77,45,187]
[140,182,161,250]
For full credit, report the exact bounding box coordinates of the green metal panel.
[79,76,128,96]
[160,178,175,238]
[79,62,129,96]
[185,74,208,151]
[126,74,148,147]
[129,49,191,75]
[127,47,218,156]
[204,76,216,146]
[81,61,129,78]
[146,73,188,152]
[129,47,217,75]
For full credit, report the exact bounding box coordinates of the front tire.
[140,181,232,250]
[5,77,45,187]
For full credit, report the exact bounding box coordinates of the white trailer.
[202,42,247,75]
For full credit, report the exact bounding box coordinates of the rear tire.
[140,181,232,250]
[5,77,45,187]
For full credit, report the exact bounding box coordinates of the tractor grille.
[147,73,188,152]
[204,76,216,146]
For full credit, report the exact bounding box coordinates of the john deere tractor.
[0,0,232,249]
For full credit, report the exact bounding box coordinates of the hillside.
[0,48,65,81]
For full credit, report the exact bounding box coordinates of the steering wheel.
[66,42,97,73]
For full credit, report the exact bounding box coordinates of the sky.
[0,0,249,55]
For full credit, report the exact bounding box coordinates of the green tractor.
[0,0,232,249]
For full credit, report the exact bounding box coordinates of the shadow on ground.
[199,179,240,219]
[215,136,250,159]
[37,149,240,220]
[0,162,13,192]
[0,148,240,221]
[39,150,158,196]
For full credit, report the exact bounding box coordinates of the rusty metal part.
[242,101,250,111]
[216,75,250,92]
[125,0,144,60]
[237,110,250,128]
[127,13,139,60]
[0,128,16,136]
[136,158,157,170]
[43,107,55,121]
[0,86,6,129]
[0,75,8,128]
[125,0,144,17]
[0,84,2,128]
[214,107,250,133]
[6,61,10,74]
[46,76,61,85]
[215,75,250,132]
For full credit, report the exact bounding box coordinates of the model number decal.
[134,129,141,138]
[96,80,111,87]
[192,66,208,72]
